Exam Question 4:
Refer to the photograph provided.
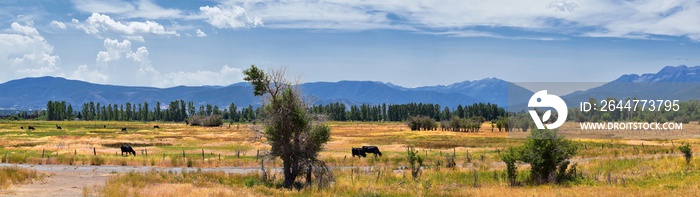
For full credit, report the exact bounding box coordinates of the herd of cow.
[351,146,382,158]
[16,125,383,158]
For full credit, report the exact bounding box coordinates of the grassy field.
[1,120,699,196]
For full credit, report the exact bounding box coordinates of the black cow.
[362,146,382,157]
[351,147,366,158]
[153,125,160,129]
[56,125,62,130]
[20,127,23,130]
[103,125,106,128]
[28,126,35,131]
[121,128,127,132]
[120,145,136,156]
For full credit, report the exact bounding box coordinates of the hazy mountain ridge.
[0,77,514,110]
[1,65,697,110]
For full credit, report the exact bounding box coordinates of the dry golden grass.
[3,120,700,196]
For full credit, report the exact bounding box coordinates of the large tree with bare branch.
[243,65,332,188]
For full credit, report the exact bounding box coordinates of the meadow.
[0,120,699,196]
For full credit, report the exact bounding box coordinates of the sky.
[0,0,699,88]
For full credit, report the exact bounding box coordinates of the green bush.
[90,156,104,166]
[244,178,256,187]
[679,143,692,165]
[187,115,223,127]
[407,116,437,131]
[405,147,424,179]
[500,147,518,186]
[519,129,578,184]
[186,159,194,168]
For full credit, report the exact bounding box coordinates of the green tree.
[244,65,332,189]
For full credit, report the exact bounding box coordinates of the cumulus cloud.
[96,38,132,64]
[50,20,66,29]
[199,4,262,29]
[77,13,178,38]
[69,64,109,83]
[72,0,183,19]
[156,65,245,87]
[0,22,62,80]
[196,29,207,37]
[83,37,244,87]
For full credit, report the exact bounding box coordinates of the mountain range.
[0,65,698,111]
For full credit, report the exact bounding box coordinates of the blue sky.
[0,0,698,88]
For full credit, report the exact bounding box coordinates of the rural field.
[0,120,699,196]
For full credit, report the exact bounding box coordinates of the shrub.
[517,129,578,184]
[500,147,519,186]
[679,143,692,165]
[187,115,223,127]
[90,156,104,166]
[407,116,437,131]
[244,178,256,187]
[186,159,194,168]
[405,147,424,179]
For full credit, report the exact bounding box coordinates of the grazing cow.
[153,125,160,129]
[103,125,106,128]
[121,128,127,132]
[20,127,23,130]
[351,147,367,158]
[120,145,136,156]
[362,146,382,157]
[56,125,62,130]
[28,126,35,131]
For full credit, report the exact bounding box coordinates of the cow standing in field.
[351,147,367,158]
[56,125,62,130]
[120,145,136,156]
[362,146,382,157]
[28,126,35,131]
[153,125,160,129]
[121,128,127,132]
[20,127,23,130]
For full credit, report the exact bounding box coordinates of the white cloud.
[124,35,145,42]
[50,20,66,29]
[199,4,262,29]
[96,38,132,64]
[77,13,178,38]
[156,65,244,87]
[69,64,109,83]
[72,0,183,19]
[220,0,700,41]
[0,22,63,80]
[196,29,207,37]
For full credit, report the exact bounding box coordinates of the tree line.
[311,102,506,122]
[41,100,507,123]
[45,100,257,122]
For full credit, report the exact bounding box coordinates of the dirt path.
[0,164,269,197]
[0,163,371,197]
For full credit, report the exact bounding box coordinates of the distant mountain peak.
[613,65,700,83]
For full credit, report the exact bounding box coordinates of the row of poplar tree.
[46,100,505,122]
[310,102,506,122]
[45,100,257,122]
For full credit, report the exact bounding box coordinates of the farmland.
[0,120,699,196]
